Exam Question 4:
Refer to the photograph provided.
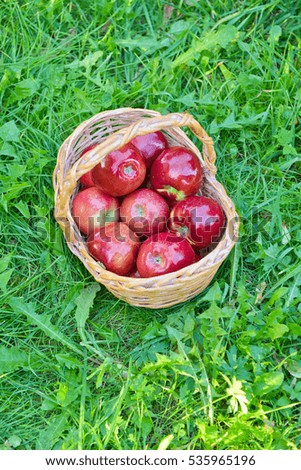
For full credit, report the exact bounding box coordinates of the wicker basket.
[53,108,239,308]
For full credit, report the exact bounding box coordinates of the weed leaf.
[158,434,174,450]
[9,298,82,355]
[0,120,20,142]
[75,284,100,333]
[36,415,69,450]
[0,268,13,292]
[0,346,28,374]
[253,372,284,396]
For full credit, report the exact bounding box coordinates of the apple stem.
[177,225,189,237]
[163,185,185,200]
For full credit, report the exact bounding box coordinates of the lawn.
[0,0,300,450]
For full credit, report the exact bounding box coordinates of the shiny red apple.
[130,131,168,169]
[79,144,97,188]
[72,187,119,235]
[170,196,225,249]
[120,188,170,237]
[91,143,146,197]
[87,222,140,276]
[150,146,203,201]
[136,232,195,278]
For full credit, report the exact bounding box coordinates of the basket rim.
[67,228,235,285]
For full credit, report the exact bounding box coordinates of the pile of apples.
[72,132,225,278]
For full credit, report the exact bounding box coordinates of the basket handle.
[68,112,217,183]
[180,112,217,173]
[54,111,218,235]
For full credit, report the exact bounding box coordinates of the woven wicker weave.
[53,108,239,308]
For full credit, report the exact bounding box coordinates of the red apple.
[130,131,168,169]
[72,187,119,235]
[150,146,203,201]
[136,232,195,278]
[87,222,140,276]
[170,196,225,249]
[79,144,97,188]
[80,170,94,188]
[91,143,147,197]
[194,252,203,263]
[120,188,170,237]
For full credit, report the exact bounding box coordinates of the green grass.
[0,0,301,450]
